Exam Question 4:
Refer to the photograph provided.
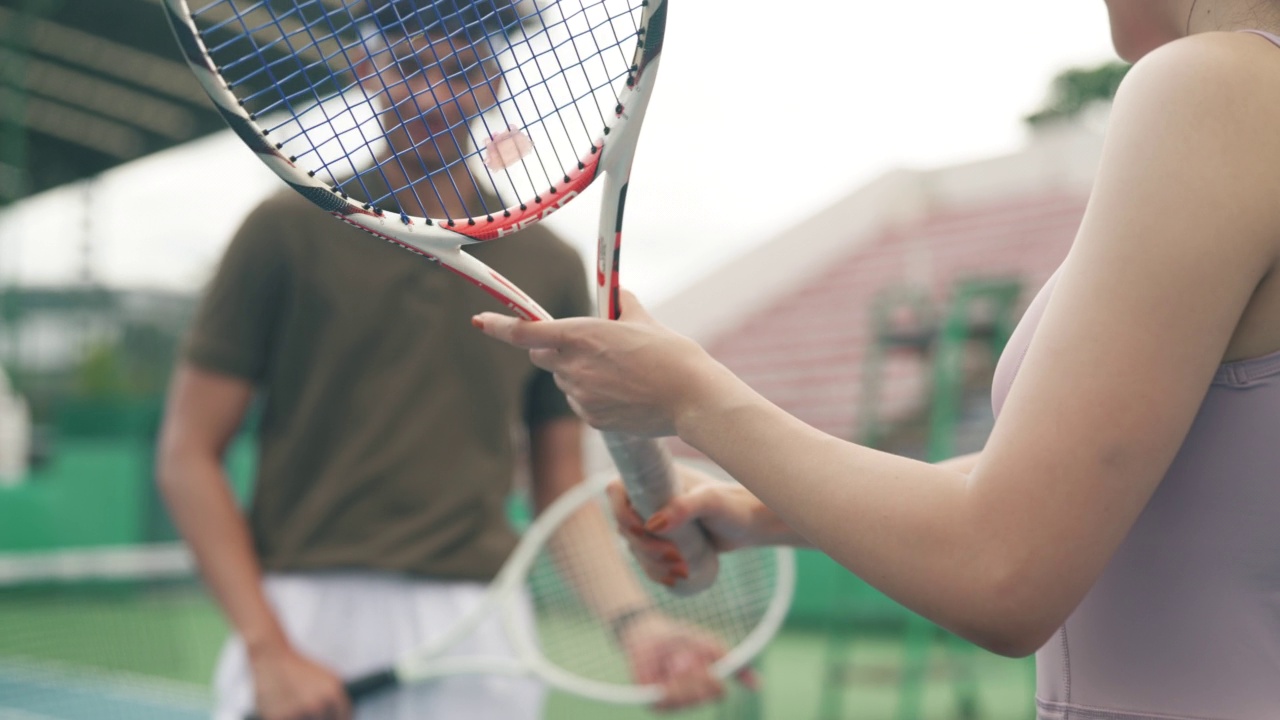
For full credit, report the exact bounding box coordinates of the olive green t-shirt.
[184,190,591,580]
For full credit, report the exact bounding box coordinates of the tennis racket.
[250,471,793,713]
[162,0,720,597]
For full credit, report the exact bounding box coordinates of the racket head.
[394,471,794,705]
[166,0,708,599]
[163,0,664,241]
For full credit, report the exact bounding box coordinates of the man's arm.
[527,417,648,613]
[527,415,587,513]
[527,417,725,709]
[156,363,349,720]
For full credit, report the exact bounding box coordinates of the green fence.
[0,398,860,624]
[0,399,256,552]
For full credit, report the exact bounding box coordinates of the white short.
[213,572,546,720]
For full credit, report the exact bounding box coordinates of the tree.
[74,341,129,399]
[1025,62,1130,128]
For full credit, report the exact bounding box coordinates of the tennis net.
[0,544,225,719]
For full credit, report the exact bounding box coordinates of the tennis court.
[0,662,210,720]
[0,541,1035,720]
[0,544,220,720]
[0,283,1038,719]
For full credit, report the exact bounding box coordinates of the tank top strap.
[1241,29,1280,47]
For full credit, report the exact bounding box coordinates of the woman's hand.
[606,464,801,585]
[473,290,734,437]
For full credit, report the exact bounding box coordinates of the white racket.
[253,471,794,712]
[162,0,719,599]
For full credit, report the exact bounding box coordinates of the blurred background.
[0,0,1129,717]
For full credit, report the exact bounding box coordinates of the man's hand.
[618,611,754,711]
[249,643,351,720]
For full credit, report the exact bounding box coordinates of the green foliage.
[0,287,194,425]
[70,325,182,405]
[1025,61,1131,128]
[118,322,182,397]
[75,341,130,399]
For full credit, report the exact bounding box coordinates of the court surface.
[0,545,1034,720]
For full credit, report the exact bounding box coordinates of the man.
[157,2,722,718]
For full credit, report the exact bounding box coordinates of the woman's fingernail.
[645,513,669,533]
[470,316,484,329]
[660,548,683,563]
[672,564,689,580]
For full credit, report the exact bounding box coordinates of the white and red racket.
[163,0,716,592]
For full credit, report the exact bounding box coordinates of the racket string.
[188,0,646,225]
[372,32,478,219]
[525,497,781,686]
[511,0,632,188]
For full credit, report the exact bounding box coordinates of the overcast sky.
[0,1,1117,303]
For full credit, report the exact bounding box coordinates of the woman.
[475,2,1280,717]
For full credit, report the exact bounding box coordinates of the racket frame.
[163,0,649,321]
[368,471,796,705]
[165,0,719,595]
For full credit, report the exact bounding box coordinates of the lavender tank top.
[990,31,1280,720]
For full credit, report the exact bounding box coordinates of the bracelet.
[608,605,654,641]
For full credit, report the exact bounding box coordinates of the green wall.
[0,428,920,631]
[0,436,256,552]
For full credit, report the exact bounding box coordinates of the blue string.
[192,0,643,223]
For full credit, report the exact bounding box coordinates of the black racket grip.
[344,669,399,701]
[242,669,398,720]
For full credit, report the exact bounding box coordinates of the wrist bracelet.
[608,605,654,641]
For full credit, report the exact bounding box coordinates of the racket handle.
[603,432,719,595]
[345,669,399,701]
[242,669,397,720]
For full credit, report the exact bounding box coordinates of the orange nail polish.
[470,316,484,329]
[645,513,669,533]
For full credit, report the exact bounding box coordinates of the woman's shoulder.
[1123,30,1280,100]
[1109,31,1280,178]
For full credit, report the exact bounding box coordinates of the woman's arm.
[478,33,1280,657]
[671,35,1279,656]
[936,452,980,475]
[610,453,982,559]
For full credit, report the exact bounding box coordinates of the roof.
[702,190,1087,442]
[0,0,228,204]
[653,122,1105,345]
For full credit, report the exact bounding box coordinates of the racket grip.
[242,670,397,720]
[344,669,399,701]
[603,432,719,595]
